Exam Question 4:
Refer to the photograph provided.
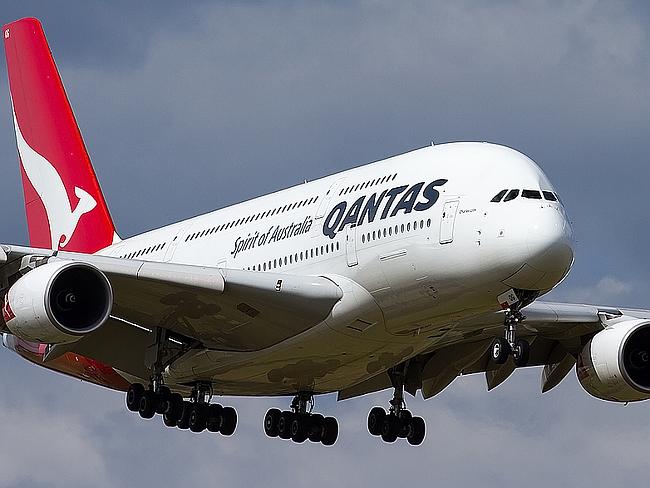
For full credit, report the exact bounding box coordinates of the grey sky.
[0,1,649,486]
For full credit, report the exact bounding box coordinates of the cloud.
[548,275,634,305]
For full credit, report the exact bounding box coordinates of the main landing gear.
[264,392,338,446]
[367,366,425,445]
[126,382,237,436]
[491,308,530,367]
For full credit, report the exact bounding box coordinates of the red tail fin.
[3,18,118,253]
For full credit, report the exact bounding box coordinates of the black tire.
[264,408,281,437]
[513,339,530,367]
[291,414,309,443]
[308,414,325,443]
[155,387,172,415]
[207,404,223,433]
[177,401,192,430]
[277,411,294,440]
[126,383,144,412]
[162,412,177,427]
[380,415,399,443]
[138,390,157,419]
[220,406,237,436]
[321,417,338,446]
[189,404,208,433]
[367,407,386,436]
[491,338,511,364]
[164,393,184,422]
[407,416,426,446]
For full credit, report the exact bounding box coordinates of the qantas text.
[322,179,448,239]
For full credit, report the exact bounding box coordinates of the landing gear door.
[439,200,459,244]
[345,225,358,267]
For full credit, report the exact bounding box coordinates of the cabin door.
[439,200,459,244]
[345,225,358,266]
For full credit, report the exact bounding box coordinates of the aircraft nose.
[503,206,574,292]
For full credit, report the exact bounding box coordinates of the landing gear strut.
[264,392,338,446]
[367,365,426,445]
[492,308,530,367]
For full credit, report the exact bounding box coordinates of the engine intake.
[577,318,650,402]
[4,261,113,344]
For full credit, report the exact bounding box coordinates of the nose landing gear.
[492,307,530,367]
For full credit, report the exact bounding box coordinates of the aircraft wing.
[0,244,343,379]
[338,301,650,401]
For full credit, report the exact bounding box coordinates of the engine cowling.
[3,261,113,344]
[577,318,650,402]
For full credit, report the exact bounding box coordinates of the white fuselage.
[100,142,574,396]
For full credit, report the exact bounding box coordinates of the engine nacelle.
[577,318,650,402]
[3,261,113,344]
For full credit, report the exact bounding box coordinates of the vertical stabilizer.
[3,18,118,253]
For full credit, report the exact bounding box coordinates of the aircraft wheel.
[407,416,426,446]
[513,339,530,367]
[138,390,157,419]
[321,416,338,446]
[290,414,310,443]
[277,411,294,440]
[126,383,144,412]
[207,404,223,433]
[264,408,282,437]
[491,338,511,364]
[189,403,208,433]
[368,407,386,436]
[380,415,399,443]
[220,406,237,436]
[162,412,177,427]
[308,414,325,443]
[177,401,192,430]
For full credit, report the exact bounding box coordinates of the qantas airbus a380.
[1,18,649,447]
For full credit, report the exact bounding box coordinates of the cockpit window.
[542,191,557,201]
[522,189,542,199]
[491,189,508,202]
[503,189,519,202]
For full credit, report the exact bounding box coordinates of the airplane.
[1,17,649,447]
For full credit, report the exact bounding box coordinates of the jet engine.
[577,318,650,402]
[3,261,113,344]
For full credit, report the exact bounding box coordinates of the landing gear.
[492,307,530,367]
[123,327,237,436]
[125,381,237,436]
[368,365,426,445]
[264,393,338,446]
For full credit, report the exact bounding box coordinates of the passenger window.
[504,189,519,202]
[491,189,508,202]
[522,189,542,199]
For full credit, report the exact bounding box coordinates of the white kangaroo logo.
[12,108,97,250]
